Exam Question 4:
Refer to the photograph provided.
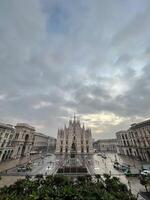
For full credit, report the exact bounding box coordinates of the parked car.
[120,164,130,172]
[101,153,107,159]
[124,168,139,177]
[17,166,27,172]
[17,164,32,172]
[142,164,150,171]
[114,164,123,171]
[141,170,150,176]
[113,162,129,172]
[46,153,52,156]
[97,153,102,156]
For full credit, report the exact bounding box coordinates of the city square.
[0,0,150,199]
[0,153,147,197]
[0,117,150,199]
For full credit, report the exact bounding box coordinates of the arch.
[70,142,77,158]
[17,146,21,155]
[147,151,150,161]
[87,146,89,153]
[81,147,84,153]
[60,147,63,153]
[10,150,13,159]
[6,150,11,159]
[21,134,29,156]
[2,150,7,161]
[25,134,29,142]
[71,142,76,152]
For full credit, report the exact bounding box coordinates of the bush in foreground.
[0,174,136,200]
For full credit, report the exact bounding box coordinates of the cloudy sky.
[0,0,150,139]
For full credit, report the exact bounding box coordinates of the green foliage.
[0,174,137,200]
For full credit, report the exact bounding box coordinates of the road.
[6,154,56,176]
[93,153,146,196]
[4,153,147,196]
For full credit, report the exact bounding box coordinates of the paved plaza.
[94,153,146,196]
[0,153,148,197]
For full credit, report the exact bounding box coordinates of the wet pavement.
[0,154,41,172]
[1,153,148,196]
[93,153,147,196]
[5,154,56,176]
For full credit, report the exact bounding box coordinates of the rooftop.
[15,123,35,130]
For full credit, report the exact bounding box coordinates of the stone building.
[0,121,56,162]
[31,132,49,154]
[93,139,117,152]
[55,117,93,155]
[0,123,15,162]
[12,123,35,159]
[31,133,56,154]
[47,136,56,153]
[116,119,150,162]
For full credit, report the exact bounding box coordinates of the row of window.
[0,132,13,139]
[60,147,89,153]
[60,140,89,145]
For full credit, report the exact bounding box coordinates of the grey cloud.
[0,0,150,139]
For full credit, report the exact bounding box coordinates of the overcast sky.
[0,0,150,139]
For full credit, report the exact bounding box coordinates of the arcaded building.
[116,119,150,162]
[55,117,93,155]
[12,123,35,159]
[0,123,15,162]
[93,139,117,153]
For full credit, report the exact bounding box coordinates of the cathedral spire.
[83,123,85,129]
[74,113,76,123]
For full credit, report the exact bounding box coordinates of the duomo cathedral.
[55,116,93,155]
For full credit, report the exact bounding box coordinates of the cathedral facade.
[55,117,93,155]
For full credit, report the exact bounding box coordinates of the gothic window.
[81,147,84,153]
[86,140,88,144]
[87,146,89,153]
[17,146,21,155]
[73,136,75,140]
[61,140,63,145]
[60,147,62,153]
[81,140,83,144]
[71,142,76,151]
[65,148,68,153]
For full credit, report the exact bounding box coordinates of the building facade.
[116,119,150,162]
[93,139,117,152]
[12,123,35,159]
[55,117,93,155]
[0,123,15,162]
[47,136,56,153]
[31,132,49,154]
